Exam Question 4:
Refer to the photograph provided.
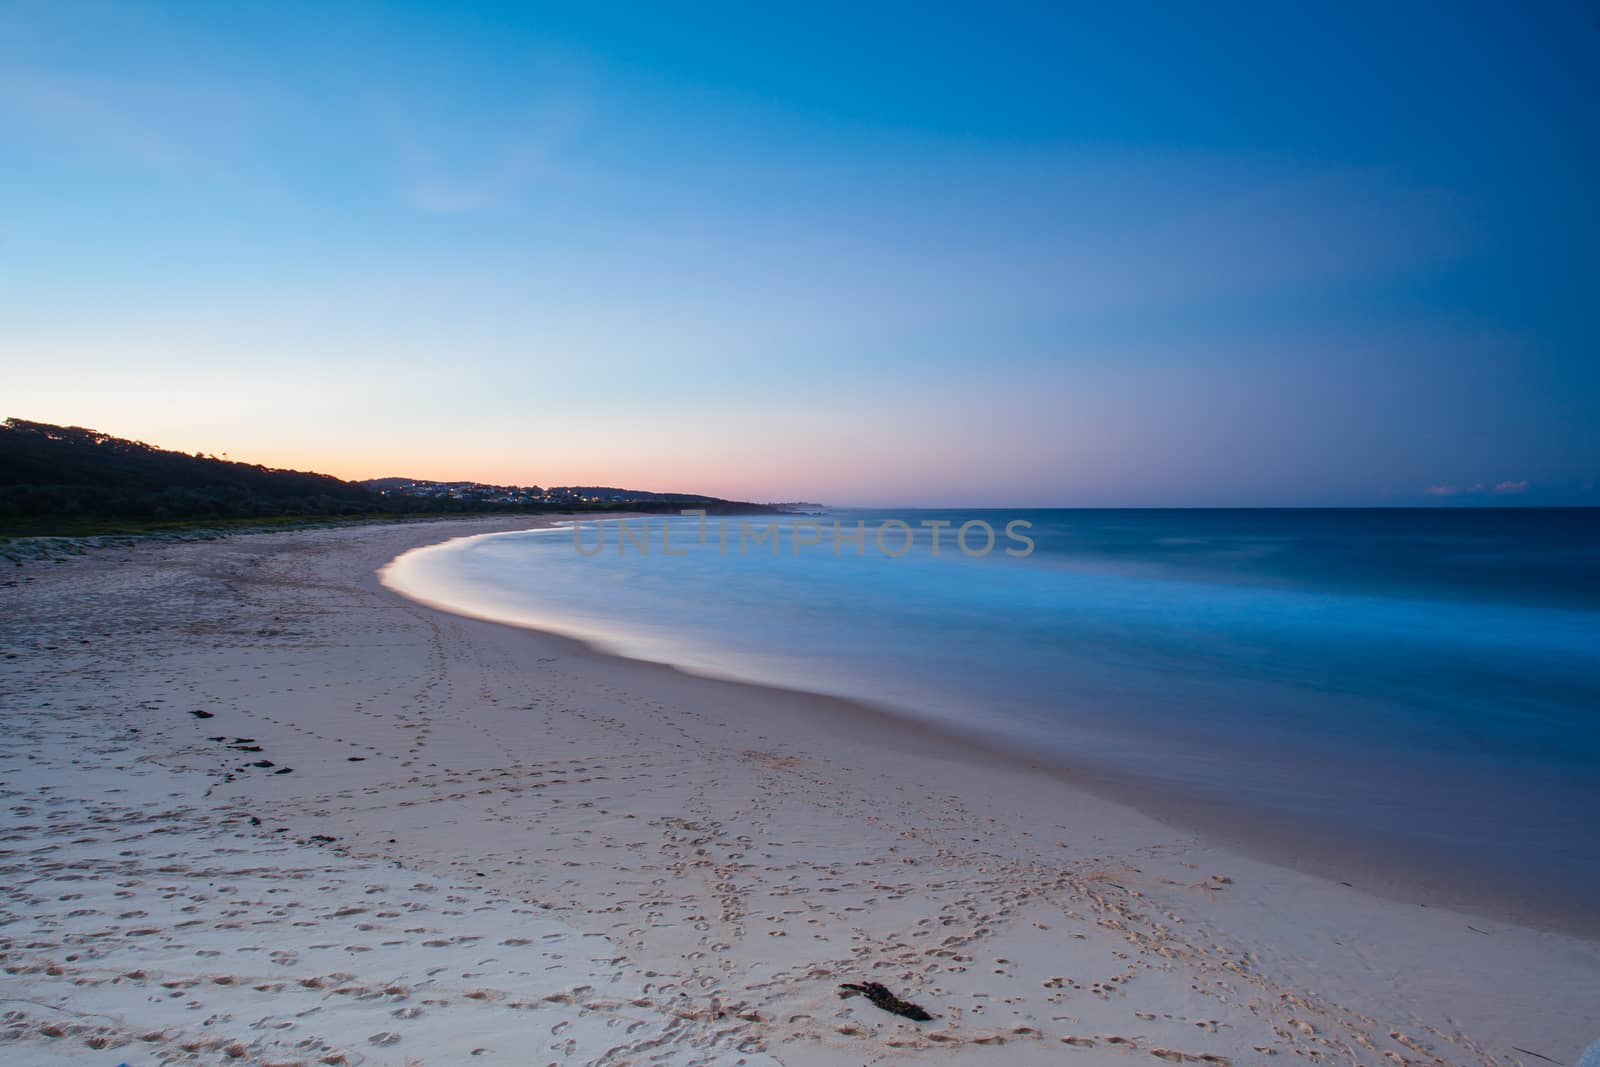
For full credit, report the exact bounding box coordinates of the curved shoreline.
[4,514,1596,1064]
[377,520,1599,939]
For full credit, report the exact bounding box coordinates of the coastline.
[2,516,1596,1065]
[380,519,1600,938]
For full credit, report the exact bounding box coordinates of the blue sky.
[2,2,1596,504]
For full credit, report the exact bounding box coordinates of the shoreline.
[379,520,1599,940]
[2,515,1596,1065]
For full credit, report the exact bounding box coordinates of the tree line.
[0,419,759,532]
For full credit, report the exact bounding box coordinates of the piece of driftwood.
[837,981,934,1021]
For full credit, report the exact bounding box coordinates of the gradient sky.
[3,2,1597,505]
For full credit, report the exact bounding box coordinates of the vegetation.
[0,419,763,536]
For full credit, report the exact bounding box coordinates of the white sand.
[2,517,1596,1066]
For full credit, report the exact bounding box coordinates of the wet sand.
[1,517,1596,1065]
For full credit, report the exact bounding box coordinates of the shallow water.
[384,508,1600,917]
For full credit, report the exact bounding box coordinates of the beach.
[2,517,1596,1066]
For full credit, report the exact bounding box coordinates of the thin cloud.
[1424,480,1529,498]
[0,57,266,190]
[377,91,587,214]
[0,68,189,170]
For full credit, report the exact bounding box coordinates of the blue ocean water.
[385,508,1600,917]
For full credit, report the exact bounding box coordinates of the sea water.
[384,508,1600,921]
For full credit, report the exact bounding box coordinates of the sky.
[2,2,1597,506]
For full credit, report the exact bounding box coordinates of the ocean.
[382,508,1600,922]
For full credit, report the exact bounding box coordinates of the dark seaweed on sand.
[837,981,934,1021]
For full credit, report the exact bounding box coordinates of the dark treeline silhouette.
[0,419,763,531]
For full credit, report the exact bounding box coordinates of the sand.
[1,517,1596,1066]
